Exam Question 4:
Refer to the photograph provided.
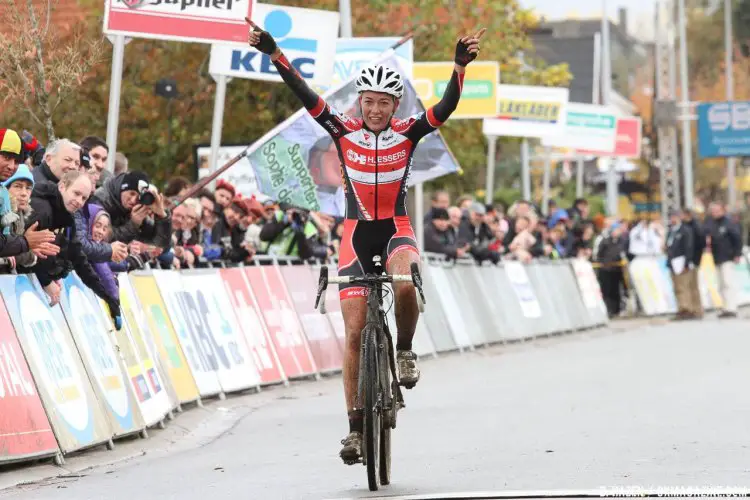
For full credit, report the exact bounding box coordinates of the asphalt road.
[2,316,750,500]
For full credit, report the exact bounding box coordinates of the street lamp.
[155,78,179,162]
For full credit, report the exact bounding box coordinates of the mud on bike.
[314,256,426,491]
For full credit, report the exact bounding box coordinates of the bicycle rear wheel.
[362,322,380,491]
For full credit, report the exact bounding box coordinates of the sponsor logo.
[120,0,240,12]
[324,120,340,135]
[229,9,318,79]
[346,149,407,165]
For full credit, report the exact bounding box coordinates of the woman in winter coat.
[1,165,39,272]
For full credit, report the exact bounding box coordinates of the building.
[531,8,649,115]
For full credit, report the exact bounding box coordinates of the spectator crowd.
[0,126,748,326]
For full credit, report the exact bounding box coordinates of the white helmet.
[355,64,404,99]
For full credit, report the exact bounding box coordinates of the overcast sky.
[520,0,657,40]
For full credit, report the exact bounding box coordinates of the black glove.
[106,297,122,331]
[249,24,277,55]
[455,37,478,67]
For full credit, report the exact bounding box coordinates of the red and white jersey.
[308,97,447,221]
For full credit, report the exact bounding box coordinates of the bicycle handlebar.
[326,274,414,285]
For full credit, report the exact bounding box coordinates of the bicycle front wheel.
[362,322,380,491]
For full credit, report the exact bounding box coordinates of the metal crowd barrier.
[0,254,609,467]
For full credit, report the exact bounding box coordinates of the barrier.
[0,275,112,455]
[278,265,343,373]
[130,273,201,405]
[0,258,615,467]
[570,259,609,327]
[115,275,174,427]
[0,291,59,464]
[244,266,317,379]
[60,273,146,438]
[219,268,286,385]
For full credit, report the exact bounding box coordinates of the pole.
[414,184,425,254]
[576,155,585,197]
[542,147,551,216]
[677,0,694,208]
[485,135,497,204]
[592,32,601,104]
[339,0,352,37]
[105,34,126,174]
[209,74,228,175]
[602,0,618,217]
[521,138,531,201]
[725,0,737,210]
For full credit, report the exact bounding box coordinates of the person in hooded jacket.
[90,171,172,249]
[0,165,41,272]
[26,170,121,326]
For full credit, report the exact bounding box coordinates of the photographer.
[259,203,321,260]
[91,171,172,248]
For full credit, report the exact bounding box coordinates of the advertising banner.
[278,266,343,372]
[412,61,499,119]
[0,276,111,453]
[116,275,173,426]
[504,261,542,318]
[244,267,316,378]
[571,258,607,312]
[424,266,472,348]
[104,0,255,44]
[220,268,285,384]
[310,265,346,349]
[331,37,414,89]
[239,53,459,213]
[152,271,223,396]
[698,253,724,309]
[697,101,750,158]
[541,102,618,152]
[60,273,145,437]
[130,274,200,404]
[0,292,59,463]
[180,271,263,392]
[482,85,569,138]
[209,4,339,86]
[578,117,642,158]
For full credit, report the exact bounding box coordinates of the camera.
[80,147,91,170]
[290,209,309,226]
[138,184,156,206]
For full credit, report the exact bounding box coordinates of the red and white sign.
[580,117,642,158]
[0,298,58,461]
[244,267,316,378]
[104,0,255,44]
[220,269,285,384]
[278,267,343,372]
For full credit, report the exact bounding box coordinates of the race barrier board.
[0,290,59,464]
[130,273,201,405]
[0,275,112,455]
[244,266,317,379]
[220,268,286,385]
[60,273,146,438]
[115,275,174,427]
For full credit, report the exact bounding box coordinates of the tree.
[0,0,105,140]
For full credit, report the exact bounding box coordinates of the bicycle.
[314,256,426,491]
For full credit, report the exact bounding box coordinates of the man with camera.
[91,171,172,249]
[259,203,323,260]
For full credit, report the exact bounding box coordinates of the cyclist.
[248,19,485,463]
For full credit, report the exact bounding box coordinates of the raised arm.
[247,18,320,111]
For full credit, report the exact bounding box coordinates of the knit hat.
[120,171,150,193]
[0,129,22,158]
[2,164,34,189]
[243,196,264,217]
[216,179,236,197]
[432,207,449,220]
[230,195,249,216]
